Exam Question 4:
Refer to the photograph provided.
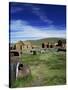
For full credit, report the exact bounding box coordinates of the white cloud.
[31,5,53,24]
[10,20,28,31]
[10,20,66,43]
[10,4,53,24]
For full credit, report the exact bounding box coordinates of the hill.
[10,37,66,47]
[27,37,66,46]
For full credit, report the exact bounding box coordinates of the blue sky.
[9,2,66,43]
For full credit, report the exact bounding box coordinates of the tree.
[57,40,62,47]
[50,44,53,48]
[33,50,36,55]
[42,43,45,48]
[46,42,49,48]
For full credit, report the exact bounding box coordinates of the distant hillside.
[10,38,66,47]
[27,38,66,46]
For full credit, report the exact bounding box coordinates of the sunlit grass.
[12,50,66,87]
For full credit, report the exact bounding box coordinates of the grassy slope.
[13,49,66,87]
[28,38,66,46]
